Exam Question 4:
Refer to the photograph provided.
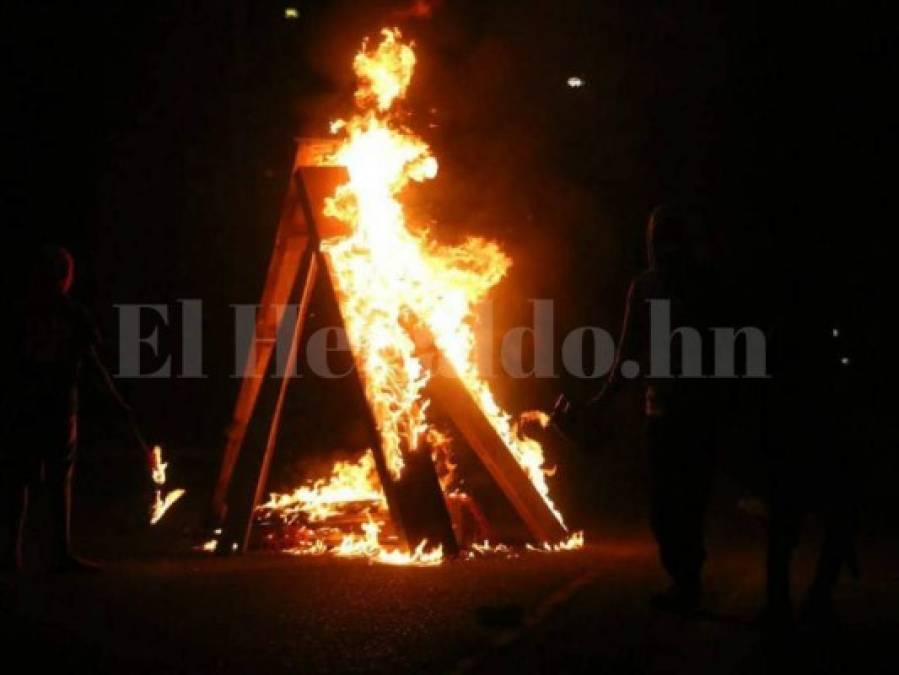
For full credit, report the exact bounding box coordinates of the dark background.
[2,1,895,537]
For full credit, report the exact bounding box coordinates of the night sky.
[3,1,894,523]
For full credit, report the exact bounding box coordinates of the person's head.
[33,245,75,298]
[646,205,703,272]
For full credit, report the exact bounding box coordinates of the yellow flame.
[469,540,515,557]
[150,445,167,486]
[148,445,186,525]
[353,28,416,112]
[260,451,386,522]
[321,28,563,525]
[262,28,569,562]
[519,410,550,428]
[332,518,443,566]
[282,517,443,567]
[151,488,185,525]
[526,531,585,553]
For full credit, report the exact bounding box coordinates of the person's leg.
[801,425,859,625]
[46,460,74,563]
[801,496,856,624]
[674,428,716,594]
[764,460,802,627]
[0,471,29,571]
[647,416,701,611]
[647,418,678,581]
[45,414,99,572]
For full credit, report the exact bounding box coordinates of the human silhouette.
[1,246,131,572]
[761,282,859,631]
[553,205,721,612]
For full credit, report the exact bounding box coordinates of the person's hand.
[549,393,581,442]
[147,445,159,475]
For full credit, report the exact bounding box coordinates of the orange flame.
[526,531,585,553]
[260,451,386,523]
[261,28,574,562]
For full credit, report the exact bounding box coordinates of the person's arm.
[87,343,132,415]
[584,276,642,409]
[87,343,154,459]
[75,303,131,415]
[548,276,643,440]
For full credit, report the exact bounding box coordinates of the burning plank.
[411,324,568,544]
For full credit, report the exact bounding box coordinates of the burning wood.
[214,29,588,565]
[259,452,386,523]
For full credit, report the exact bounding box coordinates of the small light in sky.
[840,356,850,366]
[567,76,585,88]
[832,328,840,338]
[284,7,299,19]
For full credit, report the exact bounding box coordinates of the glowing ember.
[261,28,576,562]
[149,444,186,525]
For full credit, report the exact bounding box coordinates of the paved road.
[3,531,896,674]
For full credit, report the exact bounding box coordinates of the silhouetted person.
[761,287,859,631]
[0,246,130,572]
[554,205,721,612]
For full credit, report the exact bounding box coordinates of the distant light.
[832,328,840,338]
[840,356,850,366]
[284,7,299,19]
[567,76,585,88]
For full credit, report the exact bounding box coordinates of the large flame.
[322,28,562,522]
[258,29,577,563]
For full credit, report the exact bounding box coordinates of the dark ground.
[3,441,898,675]
[3,524,898,674]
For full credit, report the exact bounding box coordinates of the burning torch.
[125,413,185,525]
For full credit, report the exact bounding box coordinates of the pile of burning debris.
[250,445,582,566]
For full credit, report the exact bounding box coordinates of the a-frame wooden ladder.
[210,140,566,554]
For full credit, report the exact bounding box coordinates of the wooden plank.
[213,141,459,555]
[211,140,344,524]
[416,326,568,544]
[307,195,459,556]
[390,435,460,555]
[215,248,318,553]
[210,179,312,524]
[240,251,320,551]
